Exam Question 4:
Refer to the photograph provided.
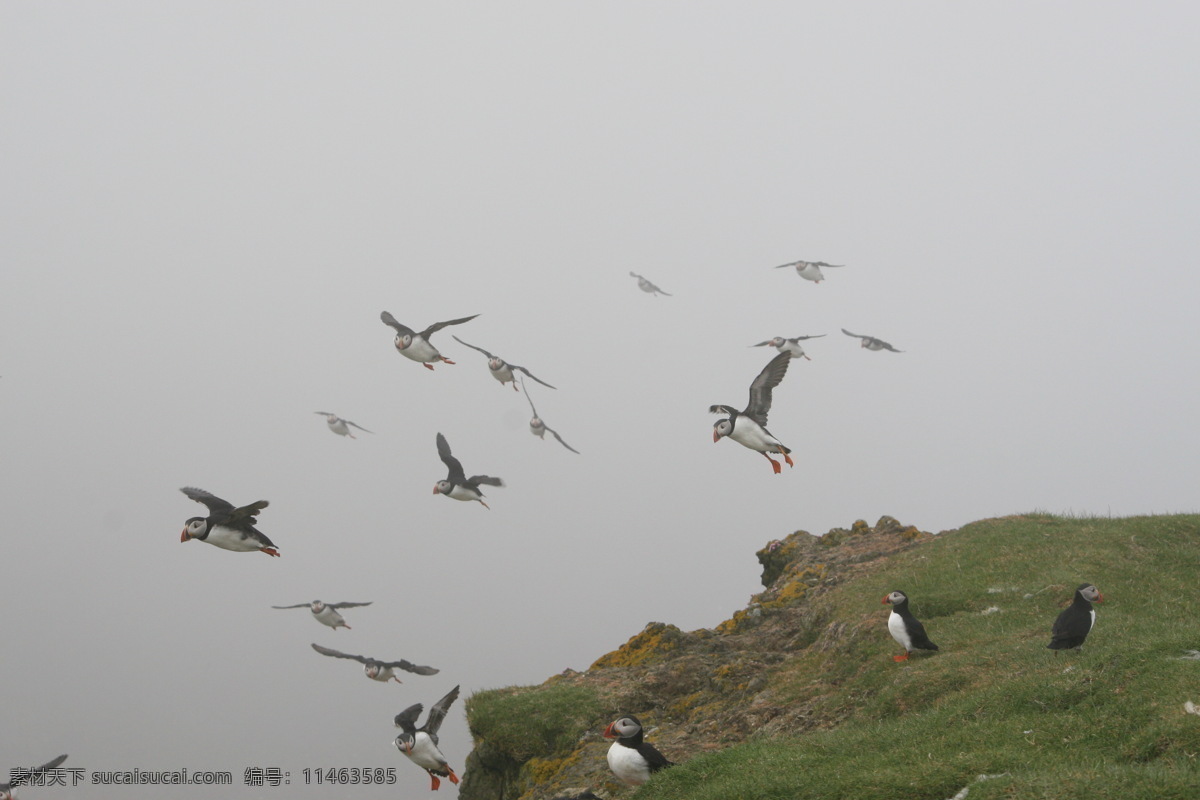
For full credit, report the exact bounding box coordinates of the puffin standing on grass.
[271,600,372,631]
[434,432,505,509]
[394,685,462,791]
[310,643,438,683]
[1,754,68,800]
[603,716,673,786]
[179,487,280,557]
[1048,583,1104,653]
[883,590,939,661]
[451,335,557,391]
[710,351,795,474]
[380,311,479,370]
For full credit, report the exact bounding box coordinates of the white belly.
[399,337,440,363]
[328,419,350,436]
[405,733,449,772]
[314,607,346,628]
[490,364,514,384]
[888,610,912,650]
[779,342,806,358]
[446,484,482,502]
[797,264,823,282]
[607,741,651,786]
[729,418,783,454]
[204,525,263,552]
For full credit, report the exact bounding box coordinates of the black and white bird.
[451,335,556,391]
[434,432,505,509]
[380,311,479,370]
[314,412,373,438]
[882,590,940,662]
[179,487,280,557]
[629,272,671,296]
[603,715,673,787]
[842,328,903,352]
[520,377,579,454]
[1048,583,1104,653]
[710,351,795,474]
[394,685,462,791]
[310,643,438,683]
[773,259,843,283]
[272,600,372,631]
[751,334,827,360]
[1,754,68,800]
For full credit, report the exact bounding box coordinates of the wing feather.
[423,684,461,736]
[180,487,234,516]
[311,643,368,664]
[380,311,415,336]
[745,351,791,426]
[436,433,466,483]
[421,314,480,337]
[450,335,495,359]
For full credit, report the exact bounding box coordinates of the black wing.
[271,603,311,609]
[750,340,775,347]
[772,260,799,269]
[906,617,939,650]
[545,425,580,454]
[378,657,440,676]
[421,314,480,337]
[744,351,791,426]
[791,334,826,341]
[311,643,368,664]
[345,419,374,433]
[468,475,504,487]
[708,404,739,416]
[841,328,867,340]
[394,702,423,733]
[436,433,465,483]
[422,684,461,736]
[879,340,903,352]
[180,487,234,516]
[511,364,556,389]
[641,743,674,772]
[380,311,415,336]
[520,378,540,417]
[327,601,373,609]
[450,335,495,359]
[810,261,843,268]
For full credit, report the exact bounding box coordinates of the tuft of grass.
[466,683,603,762]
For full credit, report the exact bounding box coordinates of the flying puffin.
[434,432,505,509]
[314,412,373,438]
[751,334,827,360]
[394,684,462,791]
[451,335,557,391]
[842,328,903,352]
[520,377,579,454]
[773,259,843,283]
[1,754,68,800]
[272,600,372,631]
[882,590,940,661]
[629,272,672,296]
[310,643,438,683]
[179,487,280,557]
[380,311,479,369]
[710,350,794,474]
[1048,583,1104,653]
[603,715,673,786]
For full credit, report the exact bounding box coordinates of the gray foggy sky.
[3,2,1199,798]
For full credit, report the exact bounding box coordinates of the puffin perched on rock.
[394,685,461,791]
[179,487,280,557]
[1048,583,1103,653]
[603,715,673,786]
[882,590,939,661]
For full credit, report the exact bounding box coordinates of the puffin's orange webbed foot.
[428,772,441,791]
[423,363,436,371]
[260,548,280,557]
[893,652,909,662]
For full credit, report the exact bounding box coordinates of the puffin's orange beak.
[180,529,190,542]
[1095,592,1104,602]
[881,595,890,604]
[712,430,720,443]
[432,485,441,495]
[602,722,617,739]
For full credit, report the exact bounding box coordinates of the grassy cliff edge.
[462,514,1200,799]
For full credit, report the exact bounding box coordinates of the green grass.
[466,682,604,762]
[637,514,1200,799]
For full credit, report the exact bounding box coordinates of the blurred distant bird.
[773,259,843,283]
[841,328,903,352]
[310,643,439,683]
[603,716,673,786]
[272,600,372,631]
[394,684,462,791]
[882,590,939,662]
[451,335,556,391]
[710,351,794,474]
[314,412,373,438]
[520,378,579,454]
[629,272,671,296]
[179,487,279,557]
[751,334,826,360]
[1048,584,1103,653]
[434,432,505,509]
[380,311,479,369]
[1,754,68,800]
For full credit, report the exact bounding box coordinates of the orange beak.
[712,430,721,443]
[881,595,890,604]
[180,529,190,543]
[602,722,617,739]
[1095,592,1105,602]
[432,485,441,495]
